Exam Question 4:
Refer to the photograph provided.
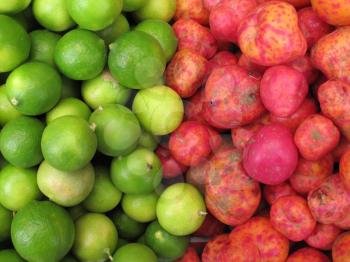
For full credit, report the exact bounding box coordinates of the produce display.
[1,0,350,261]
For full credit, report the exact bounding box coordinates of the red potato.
[202,234,230,262]
[289,155,334,195]
[333,232,350,262]
[184,88,207,124]
[205,51,237,81]
[243,124,299,185]
[335,210,350,230]
[231,123,263,151]
[305,223,342,250]
[173,19,218,59]
[175,246,200,262]
[206,127,222,152]
[294,114,340,161]
[185,160,209,193]
[175,0,210,25]
[194,212,226,237]
[238,53,267,80]
[260,65,309,117]
[286,247,330,262]
[333,137,350,162]
[203,0,223,11]
[340,149,350,190]
[286,55,319,84]
[155,146,187,179]
[263,182,297,205]
[257,0,310,8]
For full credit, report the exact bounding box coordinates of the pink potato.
[175,0,210,25]
[203,0,223,11]
[238,53,267,80]
[305,223,342,250]
[155,146,187,179]
[270,195,316,241]
[286,55,319,84]
[243,124,299,185]
[286,247,330,262]
[184,88,207,124]
[258,0,310,8]
[202,234,230,262]
[260,65,309,117]
[335,210,350,230]
[205,51,237,81]
[185,159,210,194]
[263,182,298,205]
[231,123,263,151]
[333,232,350,262]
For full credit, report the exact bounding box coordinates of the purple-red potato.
[231,123,263,151]
[203,0,223,11]
[173,19,218,59]
[205,51,237,81]
[270,195,316,241]
[156,146,188,179]
[237,1,307,66]
[202,234,230,262]
[257,0,310,8]
[238,53,267,80]
[194,212,226,238]
[260,65,308,117]
[184,88,207,124]
[205,147,261,226]
[203,65,265,129]
[175,0,210,25]
[207,126,223,152]
[286,55,319,84]
[186,158,209,194]
[311,27,350,84]
[340,149,350,190]
[307,175,350,224]
[286,247,330,262]
[333,137,350,163]
[263,182,298,205]
[305,223,342,250]
[270,98,317,133]
[165,49,207,98]
[333,232,350,262]
[294,114,340,161]
[243,124,299,185]
[289,155,333,195]
[311,0,350,26]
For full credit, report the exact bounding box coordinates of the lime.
[11,200,75,262]
[113,243,157,262]
[29,29,60,67]
[60,256,78,262]
[0,250,25,262]
[81,70,132,109]
[33,0,75,31]
[108,30,166,89]
[0,165,41,211]
[68,204,86,221]
[121,191,158,222]
[37,161,95,207]
[73,213,118,262]
[112,209,146,240]
[0,1,31,14]
[6,62,62,116]
[135,19,178,61]
[123,0,148,12]
[0,116,44,168]
[145,221,189,260]
[66,0,122,31]
[0,85,21,126]
[134,0,176,22]
[55,29,106,80]
[89,104,141,156]
[61,76,80,99]
[138,130,159,150]
[116,238,129,250]
[97,14,130,45]
[83,166,122,213]
[41,115,97,171]
[132,85,184,135]
[0,15,30,73]
[0,204,12,241]
[0,154,7,169]
[46,98,91,123]
[137,234,146,244]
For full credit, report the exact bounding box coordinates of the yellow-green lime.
[0,86,21,126]
[0,204,12,241]
[134,0,176,22]
[0,250,25,262]
[0,1,31,14]
[123,0,148,12]
[97,14,130,45]
[113,243,157,262]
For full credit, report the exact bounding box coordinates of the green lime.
[0,85,21,126]
[33,0,75,31]
[0,154,7,169]
[46,98,91,123]
[113,243,157,262]
[137,234,146,244]
[0,250,25,262]
[11,7,38,32]
[89,104,141,157]
[135,19,177,61]
[83,166,122,213]
[55,29,106,80]
[81,70,132,109]
[115,238,129,250]
[97,14,130,45]
[138,130,159,150]
[123,0,148,12]
[0,116,44,168]
[60,256,78,262]
[0,204,12,241]
[111,148,162,194]
[145,221,189,260]
[134,0,176,22]
[41,115,97,172]
[66,0,122,31]
[121,191,158,223]
[29,29,60,67]
[112,209,146,240]
[0,165,41,211]
[6,61,62,116]
[68,204,86,221]
[108,30,166,89]
[0,15,30,73]
[132,85,184,135]
[0,1,31,14]
[37,161,95,207]
[11,200,75,262]
[61,76,80,99]
[73,213,118,262]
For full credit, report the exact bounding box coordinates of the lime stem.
[11,97,18,106]
[98,105,104,111]
[199,211,208,216]
[104,248,113,261]
[89,122,96,132]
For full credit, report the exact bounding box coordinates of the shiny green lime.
[134,0,176,22]
[112,209,146,240]
[0,86,21,126]
[0,250,25,262]
[0,1,31,14]
[113,243,157,262]
[0,204,12,241]
[46,98,91,123]
[123,0,148,11]
[97,14,130,45]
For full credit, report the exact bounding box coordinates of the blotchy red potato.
[340,149,350,190]
[194,212,226,237]
[205,51,237,81]
[311,27,350,84]
[260,65,308,117]
[202,234,230,262]
[186,160,209,193]
[173,19,218,59]
[238,53,267,80]
[286,247,330,262]
[294,114,340,161]
[258,0,310,8]
[305,223,342,250]
[298,7,333,49]
[175,246,200,262]
[205,147,261,226]
[311,0,350,26]
[203,65,265,129]
[270,98,317,132]
[237,1,307,66]
[207,126,222,152]
[203,0,223,10]
[165,49,207,98]
[156,146,187,179]
[231,123,263,151]
[175,0,210,25]
[243,124,299,185]
[335,210,350,230]
[286,55,319,84]
[333,137,350,162]
[333,232,350,262]
[289,155,333,195]
[307,175,350,224]
[209,0,257,43]
[228,217,289,262]
[184,88,207,124]
[270,195,316,241]
[263,182,297,205]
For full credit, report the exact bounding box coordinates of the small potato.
[287,247,330,262]
[333,232,350,262]
[263,182,297,205]
[305,223,342,250]
[174,0,210,25]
